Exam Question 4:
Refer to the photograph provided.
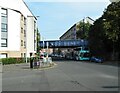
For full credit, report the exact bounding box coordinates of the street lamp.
[42,36,45,50]
[83,18,85,32]
[82,17,85,39]
[46,42,49,58]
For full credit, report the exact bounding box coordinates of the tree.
[89,1,120,60]
[103,2,120,42]
[88,17,108,58]
[102,1,120,60]
[76,20,91,40]
[36,28,41,54]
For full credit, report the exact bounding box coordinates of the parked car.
[90,56,103,63]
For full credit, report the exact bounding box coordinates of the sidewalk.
[101,61,119,67]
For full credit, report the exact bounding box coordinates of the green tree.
[102,1,120,60]
[76,21,91,40]
[89,17,107,58]
[103,2,120,42]
[36,28,41,54]
[89,1,120,60]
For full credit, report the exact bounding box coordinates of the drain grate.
[70,80,80,85]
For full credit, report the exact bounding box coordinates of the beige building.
[0,0,38,58]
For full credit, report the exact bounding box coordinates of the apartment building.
[60,17,94,40]
[0,0,38,58]
[60,24,76,40]
[110,0,120,2]
[59,17,94,55]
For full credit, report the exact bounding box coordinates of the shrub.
[2,58,26,65]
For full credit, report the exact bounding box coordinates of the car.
[90,56,103,63]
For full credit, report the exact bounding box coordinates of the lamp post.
[42,36,45,50]
[83,18,85,32]
[82,17,85,39]
[46,42,49,58]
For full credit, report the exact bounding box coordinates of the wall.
[0,0,37,58]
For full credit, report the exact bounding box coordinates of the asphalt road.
[2,60,119,91]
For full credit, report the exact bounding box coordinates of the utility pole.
[42,37,44,50]
[82,18,85,39]
[46,42,49,58]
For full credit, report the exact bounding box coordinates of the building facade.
[60,24,76,40]
[109,0,120,2]
[0,0,38,58]
[60,17,94,40]
[59,17,94,56]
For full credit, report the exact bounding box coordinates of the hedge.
[1,58,27,65]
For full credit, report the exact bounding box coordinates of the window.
[1,23,7,31]
[24,53,26,58]
[21,15,24,21]
[34,21,37,51]
[24,30,26,37]
[21,27,23,33]
[24,41,26,48]
[21,40,23,46]
[1,16,7,23]
[24,17,26,26]
[1,38,7,47]
[1,31,7,38]
[1,53,7,58]
[21,53,23,57]
[1,8,8,47]
[1,8,7,14]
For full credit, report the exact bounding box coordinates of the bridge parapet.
[39,40,88,48]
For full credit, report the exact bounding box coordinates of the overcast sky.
[24,0,111,40]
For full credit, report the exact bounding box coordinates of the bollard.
[30,57,33,68]
[30,53,33,68]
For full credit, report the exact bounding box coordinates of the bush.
[2,58,26,65]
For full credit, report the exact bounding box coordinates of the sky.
[24,0,111,40]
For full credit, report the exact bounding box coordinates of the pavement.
[102,61,119,67]
[2,62,57,91]
[0,62,2,93]
[2,62,57,71]
[2,61,119,93]
[1,60,119,91]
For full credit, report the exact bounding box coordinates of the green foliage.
[89,1,120,60]
[2,58,26,65]
[89,18,107,57]
[103,1,120,42]
[37,28,41,53]
[76,21,91,39]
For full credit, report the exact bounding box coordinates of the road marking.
[101,74,118,79]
